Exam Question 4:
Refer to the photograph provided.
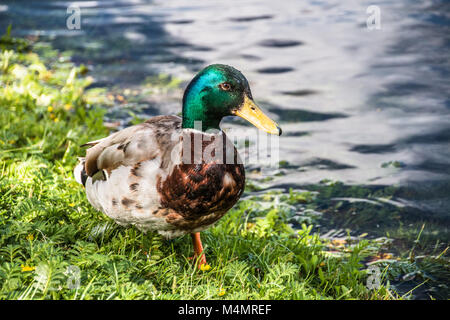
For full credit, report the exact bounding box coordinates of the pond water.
[1,0,449,298]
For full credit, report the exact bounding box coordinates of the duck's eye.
[219,82,232,91]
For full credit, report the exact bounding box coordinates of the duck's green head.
[182,64,281,135]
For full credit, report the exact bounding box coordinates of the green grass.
[0,32,408,300]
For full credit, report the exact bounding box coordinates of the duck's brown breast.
[157,163,245,230]
[156,131,245,230]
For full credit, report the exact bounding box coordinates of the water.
[1,0,449,298]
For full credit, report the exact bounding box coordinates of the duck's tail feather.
[74,157,88,187]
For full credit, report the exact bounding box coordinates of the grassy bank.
[0,32,403,299]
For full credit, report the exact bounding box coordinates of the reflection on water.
[1,0,449,297]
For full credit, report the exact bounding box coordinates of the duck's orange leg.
[190,232,207,268]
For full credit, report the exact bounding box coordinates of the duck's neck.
[182,107,222,132]
[182,83,222,132]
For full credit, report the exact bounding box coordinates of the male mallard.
[74,64,281,266]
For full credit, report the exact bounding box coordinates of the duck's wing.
[83,115,182,177]
[75,115,184,234]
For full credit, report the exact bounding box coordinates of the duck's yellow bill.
[233,95,282,135]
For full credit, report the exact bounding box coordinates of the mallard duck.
[74,64,281,266]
